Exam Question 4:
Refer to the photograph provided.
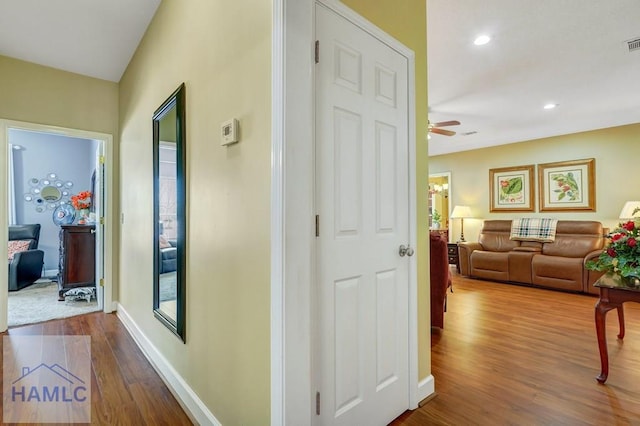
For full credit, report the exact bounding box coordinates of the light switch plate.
[221,118,239,146]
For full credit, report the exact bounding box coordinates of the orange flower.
[71,191,92,210]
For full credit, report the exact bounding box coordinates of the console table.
[594,272,640,383]
[58,224,96,301]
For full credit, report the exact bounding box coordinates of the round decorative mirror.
[41,186,62,201]
[26,173,74,213]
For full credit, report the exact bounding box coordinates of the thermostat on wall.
[221,118,239,146]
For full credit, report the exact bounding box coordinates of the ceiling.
[0,0,161,82]
[427,0,640,155]
[0,1,638,156]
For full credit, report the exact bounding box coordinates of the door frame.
[271,1,419,423]
[0,119,115,331]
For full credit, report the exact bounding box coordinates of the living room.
[426,0,639,242]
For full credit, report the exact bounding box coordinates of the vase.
[77,208,89,224]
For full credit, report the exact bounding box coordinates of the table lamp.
[619,201,640,219]
[450,205,472,242]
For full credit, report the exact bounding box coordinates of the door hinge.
[99,155,105,164]
[315,40,320,64]
[99,278,104,287]
[316,391,320,415]
[315,215,320,237]
[99,217,104,225]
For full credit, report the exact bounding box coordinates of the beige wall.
[341,0,431,381]
[117,0,271,424]
[430,123,640,241]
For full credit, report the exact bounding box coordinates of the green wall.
[430,123,640,241]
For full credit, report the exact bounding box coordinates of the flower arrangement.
[586,216,640,278]
[71,191,92,211]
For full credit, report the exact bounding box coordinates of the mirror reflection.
[41,186,62,201]
[153,83,186,341]
[428,172,452,242]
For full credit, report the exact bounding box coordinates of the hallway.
[1,312,192,425]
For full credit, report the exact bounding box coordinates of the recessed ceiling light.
[474,35,491,46]
[543,103,558,110]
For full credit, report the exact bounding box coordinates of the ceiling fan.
[428,120,460,137]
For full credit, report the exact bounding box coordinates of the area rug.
[8,279,101,327]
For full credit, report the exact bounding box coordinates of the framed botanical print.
[489,164,535,212]
[538,158,595,212]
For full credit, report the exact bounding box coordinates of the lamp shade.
[619,201,640,219]
[450,205,472,219]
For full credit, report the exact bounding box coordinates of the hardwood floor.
[5,274,639,425]
[392,272,640,425]
[1,312,192,425]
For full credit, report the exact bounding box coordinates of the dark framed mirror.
[153,83,186,341]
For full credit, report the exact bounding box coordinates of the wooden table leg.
[616,305,625,339]
[595,299,616,384]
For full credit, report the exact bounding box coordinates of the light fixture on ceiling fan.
[428,120,460,137]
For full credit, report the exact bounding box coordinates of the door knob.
[399,244,414,257]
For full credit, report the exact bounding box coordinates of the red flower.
[628,238,637,248]
[623,221,636,231]
[607,248,617,257]
[611,233,624,242]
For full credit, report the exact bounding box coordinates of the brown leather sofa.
[458,220,606,295]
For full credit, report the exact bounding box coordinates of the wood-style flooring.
[392,271,640,425]
[4,273,639,425]
[1,312,192,425]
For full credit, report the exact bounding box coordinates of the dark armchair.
[159,237,177,274]
[8,224,44,291]
[430,231,452,329]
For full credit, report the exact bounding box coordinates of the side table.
[447,243,460,273]
[594,272,640,383]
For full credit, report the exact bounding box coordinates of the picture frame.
[538,158,595,212]
[489,164,535,212]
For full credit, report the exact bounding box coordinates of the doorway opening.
[2,119,113,331]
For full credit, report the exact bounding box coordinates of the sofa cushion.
[8,240,31,261]
[532,255,584,291]
[470,251,510,281]
[159,235,172,249]
[541,221,604,257]
[161,247,177,260]
[478,221,521,252]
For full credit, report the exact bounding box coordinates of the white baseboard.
[44,269,58,278]
[418,375,435,404]
[116,303,221,426]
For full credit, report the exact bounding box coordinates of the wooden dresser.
[58,225,96,300]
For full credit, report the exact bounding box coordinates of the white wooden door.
[94,146,105,310]
[315,3,411,425]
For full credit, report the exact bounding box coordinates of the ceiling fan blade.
[430,128,456,136]
[432,120,460,127]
